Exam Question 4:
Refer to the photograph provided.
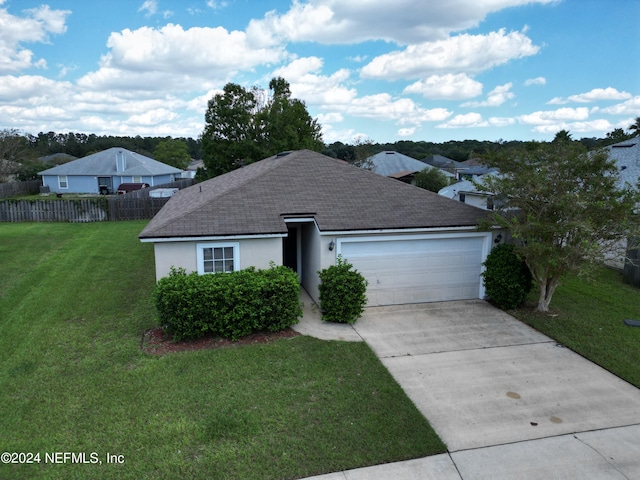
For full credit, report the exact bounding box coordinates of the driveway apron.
[351,300,640,453]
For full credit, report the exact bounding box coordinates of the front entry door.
[283,226,298,275]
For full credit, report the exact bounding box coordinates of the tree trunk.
[536,277,560,313]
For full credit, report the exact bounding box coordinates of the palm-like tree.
[629,117,640,137]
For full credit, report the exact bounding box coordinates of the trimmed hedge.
[154,265,302,341]
[318,256,368,324]
[481,243,533,310]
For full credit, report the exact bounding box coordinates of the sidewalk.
[291,289,362,342]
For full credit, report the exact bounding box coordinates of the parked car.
[117,182,150,194]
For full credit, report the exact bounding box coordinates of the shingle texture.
[38,147,182,176]
[139,150,488,239]
[605,138,640,188]
[367,151,429,176]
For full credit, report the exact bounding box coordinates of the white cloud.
[128,108,178,126]
[462,83,514,107]
[398,127,416,137]
[0,75,72,102]
[317,112,343,124]
[361,29,540,80]
[247,0,556,45]
[77,24,286,92]
[601,96,640,116]
[207,1,229,9]
[0,3,71,73]
[548,87,632,105]
[439,113,516,129]
[272,57,356,106]
[403,73,482,100]
[518,107,590,125]
[525,76,546,86]
[348,94,452,124]
[440,112,483,128]
[531,119,613,135]
[138,1,157,16]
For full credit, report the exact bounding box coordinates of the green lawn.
[510,266,640,388]
[0,221,444,480]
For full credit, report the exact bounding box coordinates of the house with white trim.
[38,147,183,194]
[139,150,499,306]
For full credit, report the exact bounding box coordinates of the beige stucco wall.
[300,224,332,303]
[152,237,283,281]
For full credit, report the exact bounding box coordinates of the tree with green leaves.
[629,117,640,137]
[479,140,640,312]
[201,77,322,177]
[0,129,37,180]
[201,83,261,177]
[552,129,573,143]
[414,166,451,192]
[153,138,191,169]
[259,77,323,156]
[605,128,632,145]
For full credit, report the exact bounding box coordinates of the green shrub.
[318,256,368,324]
[154,265,302,341]
[481,243,533,309]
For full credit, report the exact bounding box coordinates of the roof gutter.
[139,233,287,243]
[319,225,483,236]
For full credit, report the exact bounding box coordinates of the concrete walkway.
[294,294,640,480]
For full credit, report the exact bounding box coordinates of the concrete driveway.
[353,300,640,452]
[299,297,640,479]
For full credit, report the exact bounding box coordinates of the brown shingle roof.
[139,150,488,239]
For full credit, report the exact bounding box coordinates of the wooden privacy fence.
[105,178,195,220]
[0,198,108,222]
[0,180,41,198]
[0,178,195,222]
[0,196,173,222]
[107,196,171,221]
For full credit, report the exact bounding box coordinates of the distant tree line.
[2,113,639,181]
[26,131,202,161]
[322,123,640,164]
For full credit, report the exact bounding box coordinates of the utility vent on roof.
[276,151,293,157]
[116,151,126,172]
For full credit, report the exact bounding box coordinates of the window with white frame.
[197,243,239,274]
[58,175,68,189]
[133,176,142,183]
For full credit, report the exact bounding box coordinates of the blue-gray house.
[38,147,183,194]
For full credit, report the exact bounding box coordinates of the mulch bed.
[141,327,301,355]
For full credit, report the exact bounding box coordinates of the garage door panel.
[341,236,485,306]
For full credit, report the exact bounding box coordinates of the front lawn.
[0,222,444,480]
[510,266,640,388]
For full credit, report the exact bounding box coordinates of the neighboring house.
[605,137,640,188]
[38,147,183,194]
[421,154,464,173]
[422,155,494,180]
[139,150,500,307]
[602,138,640,270]
[438,173,498,210]
[39,153,76,165]
[184,159,204,179]
[366,151,454,185]
[387,170,420,184]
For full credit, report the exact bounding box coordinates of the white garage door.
[339,235,487,306]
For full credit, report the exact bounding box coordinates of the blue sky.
[1,0,638,144]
